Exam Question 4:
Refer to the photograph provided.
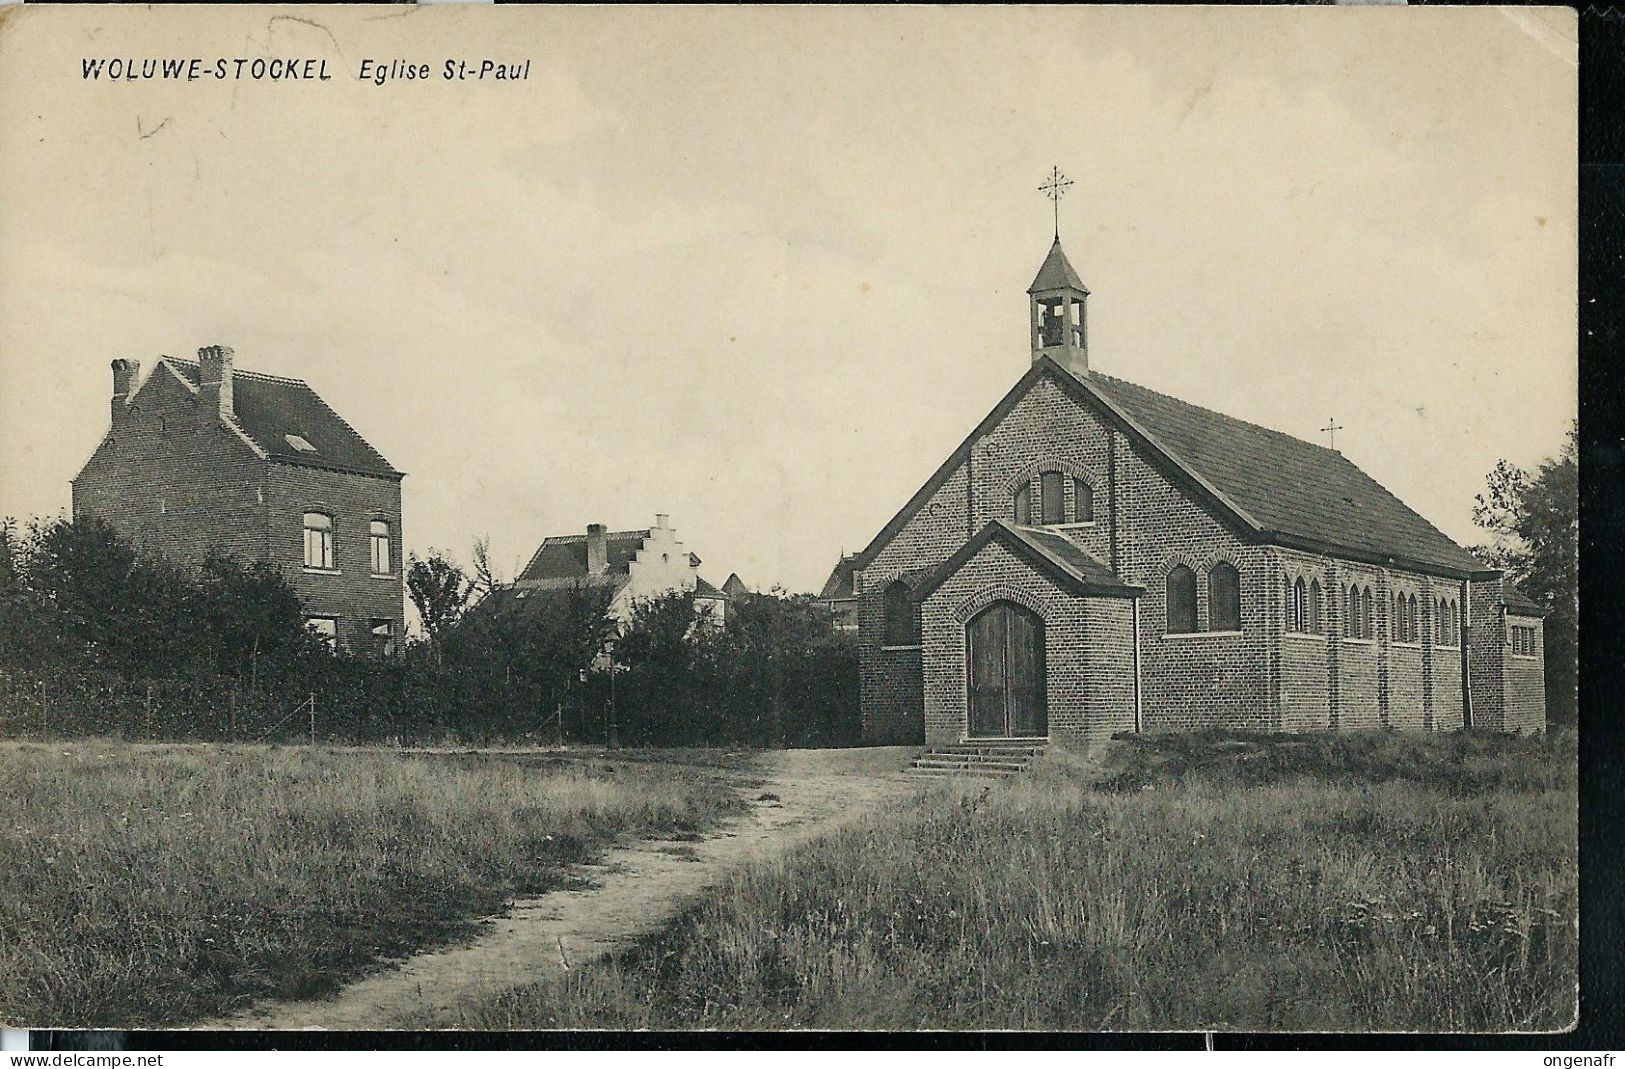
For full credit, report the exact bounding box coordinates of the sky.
[0,6,1577,596]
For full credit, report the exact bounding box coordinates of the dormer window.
[285,434,318,454]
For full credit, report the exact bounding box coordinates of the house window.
[1073,478,1094,524]
[1511,623,1537,657]
[1166,565,1197,634]
[1013,483,1032,525]
[305,616,337,650]
[1040,471,1065,525]
[370,521,392,575]
[1208,562,1240,632]
[883,579,916,646]
[370,618,395,657]
[303,512,335,570]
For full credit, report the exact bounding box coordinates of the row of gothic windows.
[1288,578,1464,646]
[1012,472,1094,527]
[1166,563,1239,634]
[877,567,1469,650]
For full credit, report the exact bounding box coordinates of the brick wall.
[265,463,404,648]
[1467,578,1506,731]
[856,461,969,741]
[73,367,269,567]
[1504,613,1547,736]
[918,539,1135,747]
[1274,549,1469,732]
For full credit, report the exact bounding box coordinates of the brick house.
[72,346,405,653]
[814,554,859,633]
[514,514,729,625]
[852,239,1548,747]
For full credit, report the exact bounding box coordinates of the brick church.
[852,238,1547,747]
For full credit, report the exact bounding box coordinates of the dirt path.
[198,746,920,1031]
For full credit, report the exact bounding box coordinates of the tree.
[195,553,308,686]
[469,535,504,606]
[1471,423,1578,725]
[406,550,470,656]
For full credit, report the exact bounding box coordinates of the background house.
[814,554,859,634]
[515,514,728,625]
[72,346,405,653]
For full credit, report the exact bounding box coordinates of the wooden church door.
[966,602,1047,738]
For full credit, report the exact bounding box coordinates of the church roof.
[1027,238,1089,295]
[1502,584,1548,617]
[160,357,400,478]
[853,359,1492,581]
[913,520,1142,602]
[1085,370,1487,576]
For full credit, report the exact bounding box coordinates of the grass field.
[454,729,1577,1032]
[0,742,745,1028]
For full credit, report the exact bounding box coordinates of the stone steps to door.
[906,742,1047,779]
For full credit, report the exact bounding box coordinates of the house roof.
[914,520,1143,602]
[817,554,859,601]
[853,359,1491,581]
[1027,238,1089,295]
[694,576,727,600]
[722,573,750,598]
[518,529,650,583]
[162,358,400,479]
[517,528,704,585]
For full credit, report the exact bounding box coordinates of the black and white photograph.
[0,4,1580,1040]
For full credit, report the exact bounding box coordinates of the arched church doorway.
[966,601,1047,738]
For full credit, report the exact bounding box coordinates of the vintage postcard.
[0,4,1577,1038]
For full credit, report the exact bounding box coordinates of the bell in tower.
[1028,237,1090,377]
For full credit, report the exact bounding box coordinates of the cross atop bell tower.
[1028,168,1090,377]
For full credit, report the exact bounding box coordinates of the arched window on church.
[1208,562,1240,632]
[1166,565,1197,634]
[883,580,916,647]
[1013,482,1032,525]
[1040,470,1065,525]
[1361,587,1374,640]
[1073,478,1094,524]
[1345,585,1359,639]
[1287,576,1308,632]
[1408,593,1420,643]
[1308,578,1323,634]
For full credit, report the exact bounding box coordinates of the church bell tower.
[1028,237,1090,378]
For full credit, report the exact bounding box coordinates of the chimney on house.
[655,513,670,530]
[197,345,235,425]
[586,523,608,575]
[110,359,141,425]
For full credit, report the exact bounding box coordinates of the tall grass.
[456,730,1576,1032]
[0,743,743,1027]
